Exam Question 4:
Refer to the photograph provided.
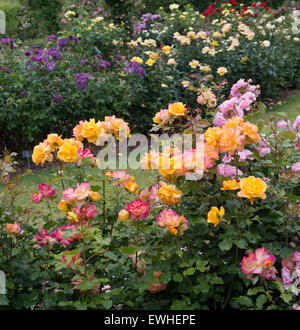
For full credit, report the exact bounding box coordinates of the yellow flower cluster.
[32,133,83,165]
[73,116,130,144]
[221,177,267,205]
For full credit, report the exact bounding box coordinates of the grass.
[266,90,300,122]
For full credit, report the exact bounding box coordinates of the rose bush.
[1,78,299,310]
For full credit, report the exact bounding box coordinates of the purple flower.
[47,48,63,60]
[99,60,111,69]
[25,50,31,57]
[57,38,70,51]
[47,35,58,42]
[21,90,28,98]
[46,61,56,72]
[115,54,121,66]
[54,94,62,103]
[75,73,92,90]
[125,61,145,78]
[68,36,80,44]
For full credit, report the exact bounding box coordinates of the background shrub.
[0,1,22,37]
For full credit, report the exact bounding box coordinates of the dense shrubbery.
[0,78,299,310]
[0,1,299,152]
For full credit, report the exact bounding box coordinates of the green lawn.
[266,90,300,122]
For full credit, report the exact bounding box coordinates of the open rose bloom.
[241,247,278,280]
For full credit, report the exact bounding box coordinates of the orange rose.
[89,191,101,202]
[157,181,182,205]
[125,181,139,194]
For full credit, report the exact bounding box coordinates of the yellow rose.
[237,176,267,205]
[57,139,83,163]
[157,181,182,205]
[168,102,187,117]
[46,134,64,151]
[131,56,143,65]
[161,45,171,54]
[32,141,53,165]
[146,58,155,66]
[221,179,240,191]
[82,119,103,144]
[207,206,225,227]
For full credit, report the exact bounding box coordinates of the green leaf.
[280,293,292,304]
[104,251,118,261]
[160,272,171,284]
[119,246,137,255]
[102,300,113,309]
[0,271,5,295]
[256,294,267,309]
[234,239,247,249]
[173,273,183,283]
[183,267,195,276]
[77,280,96,291]
[196,260,210,272]
[171,300,186,310]
[247,287,265,296]
[235,296,253,307]
[219,239,233,251]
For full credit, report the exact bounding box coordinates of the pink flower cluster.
[217,163,243,179]
[241,247,278,280]
[213,79,260,127]
[281,251,300,296]
[32,183,56,204]
[62,183,92,208]
[125,199,151,221]
[33,225,79,248]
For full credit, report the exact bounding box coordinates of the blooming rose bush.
[0,78,299,309]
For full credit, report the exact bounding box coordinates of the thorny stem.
[102,171,106,223]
